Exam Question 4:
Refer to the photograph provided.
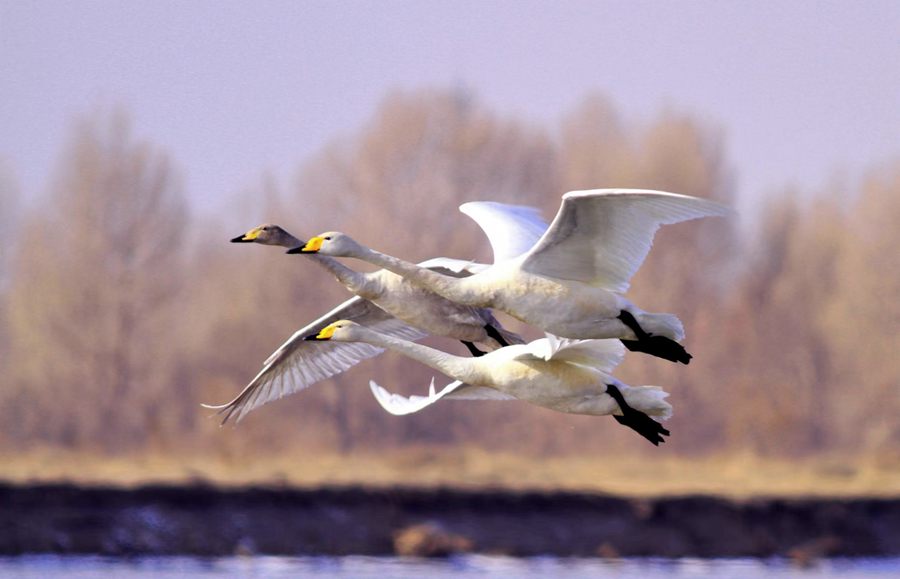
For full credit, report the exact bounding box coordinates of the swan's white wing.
[369,378,513,415]
[513,335,626,373]
[204,297,427,424]
[549,338,625,372]
[369,378,466,415]
[515,333,575,361]
[520,189,730,293]
[416,200,550,274]
[459,201,549,264]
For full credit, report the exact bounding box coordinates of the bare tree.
[0,160,21,439]
[559,94,630,188]
[302,89,558,261]
[0,159,19,287]
[559,100,738,453]
[823,166,900,452]
[5,111,188,452]
[5,90,899,470]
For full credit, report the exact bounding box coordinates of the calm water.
[0,556,898,578]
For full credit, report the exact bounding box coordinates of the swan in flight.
[292,189,730,364]
[306,320,673,445]
[205,204,547,423]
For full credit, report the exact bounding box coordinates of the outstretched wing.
[513,334,626,373]
[203,297,427,424]
[459,201,549,264]
[520,189,730,292]
[369,378,514,415]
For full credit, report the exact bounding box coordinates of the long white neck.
[307,254,370,295]
[351,327,481,384]
[276,233,370,295]
[352,245,487,307]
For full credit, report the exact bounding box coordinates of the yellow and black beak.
[287,236,323,254]
[304,323,337,341]
[231,229,261,243]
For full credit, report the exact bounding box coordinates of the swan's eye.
[324,236,332,241]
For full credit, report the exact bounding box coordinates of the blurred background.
[1,1,898,496]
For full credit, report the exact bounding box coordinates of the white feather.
[514,335,626,373]
[369,379,465,415]
[521,189,730,292]
[459,201,549,263]
[203,297,427,423]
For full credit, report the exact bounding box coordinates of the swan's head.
[231,224,301,247]
[288,231,363,257]
[304,319,364,342]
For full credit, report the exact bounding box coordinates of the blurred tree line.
[0,90,897,463]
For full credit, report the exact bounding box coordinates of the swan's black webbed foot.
[612,410,671,446]
[621,337,692,364]
[461,341,487,357]
[483,324,510,347]
[606,383,670,446]
[617,310,648,339]
[617,310,692,365]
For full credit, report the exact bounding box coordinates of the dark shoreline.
[2,482,899,558]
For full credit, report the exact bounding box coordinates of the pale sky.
[2,1,899,217]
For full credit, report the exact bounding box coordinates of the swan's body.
[296,189,730,363]
[309,320,673,445]
[206,204,547,423]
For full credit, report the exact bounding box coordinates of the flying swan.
[306,320,673,445]
[292,189,730,364]
[204,203,547,423]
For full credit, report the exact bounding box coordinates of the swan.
[291,189,730,364]
[306,320,673,445]
[205,204,547,423]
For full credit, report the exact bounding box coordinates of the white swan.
[205,204,547,423]
[293,189,730,364]
[307,320,673,445]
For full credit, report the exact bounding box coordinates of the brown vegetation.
[1,90,898,492]
[2,447,899,499]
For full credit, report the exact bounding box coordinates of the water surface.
[2,555,899,578]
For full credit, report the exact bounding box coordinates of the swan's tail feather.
[621,385,673,421]
[635,312,685,342]
[615,384,673,446]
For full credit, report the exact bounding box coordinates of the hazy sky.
[2,1,899,216]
